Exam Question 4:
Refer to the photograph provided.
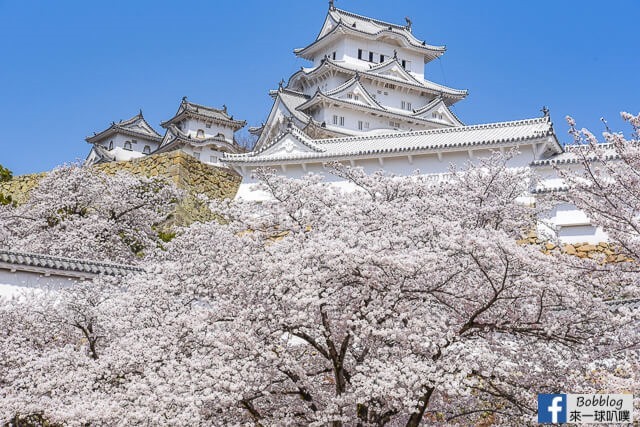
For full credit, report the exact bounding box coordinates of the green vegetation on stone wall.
[0,164,13,205]
[0,164,11,182]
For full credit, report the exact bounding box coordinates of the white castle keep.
[84,2,602,244]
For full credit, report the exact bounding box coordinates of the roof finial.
[138,108,143,117]
[182,96,188,102]
[278,78,285,90]
[222,104,228,113]
[393,49,398,60]
[541,106,550,117]
[329,0,335,10]
[405,16,412,32]
[286,115,294,129]
[354,71,360,81]
[600,117,612,133]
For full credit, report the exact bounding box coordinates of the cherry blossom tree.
[0,164,182,263]
[558,112,640,260]
[1,156,637,425]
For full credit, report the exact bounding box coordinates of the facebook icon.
[538,394,567,424]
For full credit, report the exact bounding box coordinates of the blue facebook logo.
[538,394,567,424]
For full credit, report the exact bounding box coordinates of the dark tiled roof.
[0,250,144,278]
[295,8,445,61]
[225,116,560,164]
[86,112,163,144]
[161,98,246,130]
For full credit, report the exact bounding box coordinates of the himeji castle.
[83,2,601,243]
[224,5,559,186]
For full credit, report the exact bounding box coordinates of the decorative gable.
[317,14,338,39]
[324,78,381,108]
[257,128,325,159]
[413,98,463,126]
[368,59,422,85]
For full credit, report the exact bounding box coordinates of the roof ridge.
[279,88,309,98]
[333,7,406,31]
[183,99,226,114]
[0,249,143,271]
[116,114,163,137]
[412,97,444,115]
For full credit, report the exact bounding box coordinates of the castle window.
[193,152,200,160]
[401,60,407,68]
[358,120,363,130]
[368,51,374,62]
[210,155,218,163]
[124,141,132,151]
[333,115,344,126]
[108,141,113,150]
[332,51,336,60]
[380,54,385,63]
[143,145,151,154]
[358,49,363,60]
[196,129,205,139]
[205,122,212,128]
[131,139,137,144]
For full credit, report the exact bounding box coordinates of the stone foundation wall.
[518,232,633,263]
[0,173,45,205]
[0,151,241,225]
[94,151,240,201]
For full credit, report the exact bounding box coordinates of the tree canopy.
[0,164,182,263]
[1,151,637,425]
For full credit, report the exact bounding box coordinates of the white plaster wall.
[313,104,440,134]
[182,118,234,143]
[96,134,159,156]
[532,163,608,243]
[314,36,425,79]
[0,270,80,299]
